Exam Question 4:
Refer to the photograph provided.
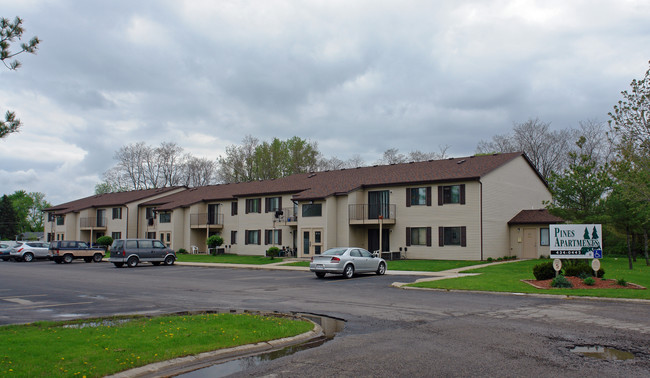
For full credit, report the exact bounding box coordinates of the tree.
[7,191,51,232]
[0,194,18,239]
[1,16,40,138]
[182,156,217,187]
[476,118,575,181]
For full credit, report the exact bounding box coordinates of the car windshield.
[323,248,347,256]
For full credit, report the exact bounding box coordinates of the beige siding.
[481,156,551,259]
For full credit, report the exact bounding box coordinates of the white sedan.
[310,247,387,279]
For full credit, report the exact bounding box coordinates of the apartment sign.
[550,224,602,259]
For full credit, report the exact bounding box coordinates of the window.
[407,187,431,206]
[438,185,466,205]
[246,198,261,214]
[96,209,106,227]
[245,230,261,245]
[112,207,122,219]
[265,229,282,245]
[231,201,238,216]
[540,228,550,246]
[265,197,281,212]
[438,226,467,247]
[406,227,431,246]
[146,208,155,219]
[48,213,56,222]
[231,230,237,245]
[302,203,322,217]
[56,216,64,226]
[159,212,171,223]
[147,232,156,239]
[112,232,122,239]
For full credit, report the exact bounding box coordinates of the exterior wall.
[509,224,551,258]
[481,156,552,259]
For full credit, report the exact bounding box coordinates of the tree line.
[0,191,51,239]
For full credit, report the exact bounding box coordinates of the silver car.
[310,247,387,279]
[10,241,51,262]
[1,242,18,261]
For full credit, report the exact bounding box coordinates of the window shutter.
[426,187,432,206]
[265,230,269,245]
[257,230,261,245]
[278,230,282,245]
[438,186,443,206]
[405,227,411,246]
[245,200,250,214]
[426,227,432,247]
[406,189,411,207]
[231,230,236,244]
[461,226,467,247]
[278,197,282,211]
[265,198,270,213]
[232,201,238,216]
[439,227,444,247]
[245,230,249,245]
[460,184,466,205]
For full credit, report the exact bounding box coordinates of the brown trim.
[461,226,467,247]
[438,227,444,247]
[426,187,432,206]
[438,186,443,206]
[406,189,411,207]
[426,227,432,247]
[406,227,411,246]
[460,184,466,205]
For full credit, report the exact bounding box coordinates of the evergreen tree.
[0,195,18,239]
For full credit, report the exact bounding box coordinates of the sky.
[1,0,649,205]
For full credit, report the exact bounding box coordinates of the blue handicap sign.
[594,250,602,259]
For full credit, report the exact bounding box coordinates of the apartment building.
[43,152,557,260]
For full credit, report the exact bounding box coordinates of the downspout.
[125,206,129,239]
[478,179,483,261]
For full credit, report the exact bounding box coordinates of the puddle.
[571,346,635,360]
[176,313,345,378]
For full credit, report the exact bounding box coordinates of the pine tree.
[584,227,590,240]
[591,226,599,240]
[0,195,18,239]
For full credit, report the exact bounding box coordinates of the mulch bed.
[522,276,646,290]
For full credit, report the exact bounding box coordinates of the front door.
[302,228,323,256]
[522,228,537,259]
[368,229,390,253]
[208,204,219,225]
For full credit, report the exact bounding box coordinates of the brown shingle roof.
[146,152,538,210]
[508,209,564,225]
[44,187,186,214]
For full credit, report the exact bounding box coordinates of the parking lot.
[2,259,650,376]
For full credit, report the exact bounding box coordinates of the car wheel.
[315,272,326,278]
[84,257,93,263]
[127,256,138,268]
[343,264,354,279]
[113,262,124,268]
[23,253,34,262]
[376,262,386,275]
[63,254,74,264]
[93,253,103,263]
[164,255,175,266]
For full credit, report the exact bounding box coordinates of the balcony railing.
[190,213,224,228]
[348,204,396,224]
[272,207,298,224]
[80,217,107,228]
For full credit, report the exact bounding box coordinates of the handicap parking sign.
[594,249,602,259]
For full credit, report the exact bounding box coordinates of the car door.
[152,240,167,259]
[349,249,369,272]
[137,240,155,261]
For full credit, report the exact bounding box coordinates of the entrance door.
[160,232,171,248]
[302,229,323,256]
[368,229,390,253]
[522,228,537,259]
[208,204,219,225]
[368,190,390,219]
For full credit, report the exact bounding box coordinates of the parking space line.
[3,301,93,310]
[0,294,47,300]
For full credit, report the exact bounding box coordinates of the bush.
[583,277,595,286]
[177,248,188,254]
[551,275,573,288]
[617,278,627,286]
[533,261,556,280]
[207,235,223,248]
[562,260,605,278]
[96,236,113,251]
[487,257,493,262]
[266,246,280,260]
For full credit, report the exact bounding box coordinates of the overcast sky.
[1,0,649,205]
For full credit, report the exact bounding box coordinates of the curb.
[106,314,324,378]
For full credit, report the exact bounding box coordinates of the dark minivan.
[108,239,176,268]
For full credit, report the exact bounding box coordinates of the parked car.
[310,247,387,278]
[10,241,51,262]
[48,240,105,264]
[1,242,18,261]
[108,239,176,268]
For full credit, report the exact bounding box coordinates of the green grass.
[177,253,283,264]
[0,312,313,377]
[283,261,310,267]
[408,257,650,299]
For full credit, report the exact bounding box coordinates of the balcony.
[348,204,396,225]
[80,217,107,230]
[272,207,299,226]
[190,213,224,229]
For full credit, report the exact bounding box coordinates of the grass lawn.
[408,257,650,300]
[0,313,313,377]
[282,259,488,271]
[177,253,283,265]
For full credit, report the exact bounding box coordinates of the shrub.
[266,246,280,260]
[177,248,188,254]
[596,268,605,278]
[563,260,591,277]
[96,236,113,251]
[551,275,572,288]
[207,235,223,248]
[533,261,556,280]
[487,257,493,262]
[617,278,627,286]
[583,277,595,286]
